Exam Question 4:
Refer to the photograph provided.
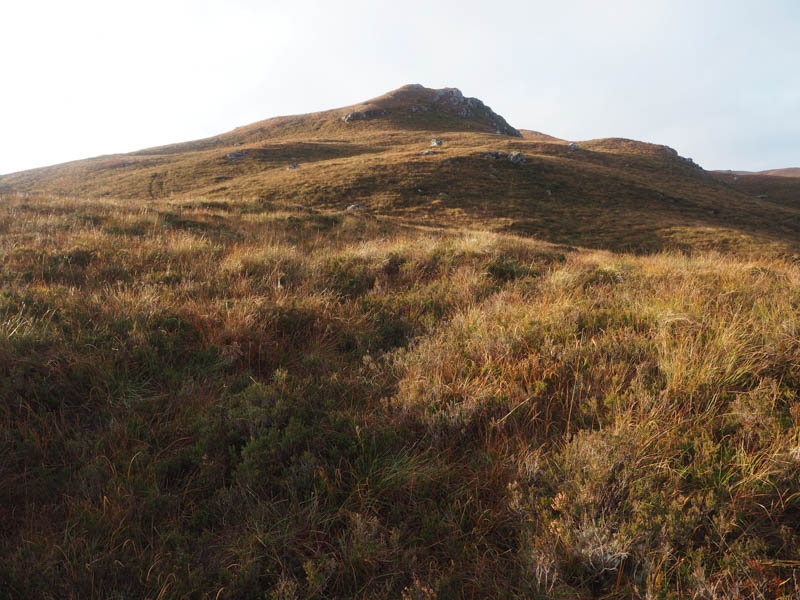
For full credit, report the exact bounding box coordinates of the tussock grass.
[2,193,800,598]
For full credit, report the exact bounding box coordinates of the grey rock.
[419,150,435,156]
[226,151,247,160]
[430,138,443,147]
[508,151,526,164]
[427,87,521,137]
[568,143,579,151]
[341,108,389,122]
[347,203,367,211]
[287,162,300,170]
[484,151,507,159]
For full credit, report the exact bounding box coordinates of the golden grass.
[2,191,800,598]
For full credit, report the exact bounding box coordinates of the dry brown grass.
[2,190,800,598]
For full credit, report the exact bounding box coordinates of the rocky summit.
[346,84,522,136]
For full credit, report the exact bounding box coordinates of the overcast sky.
[2,0,798,174]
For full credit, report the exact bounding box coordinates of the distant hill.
[758,167,800,177]
[717,167,800,178]
[2,84,799,254]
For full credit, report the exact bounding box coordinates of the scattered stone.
[568,143,579,151]
[341,108,389,122]
[508,151,526,164]
[411,105,430,114]
[430,138,443,147]
[347,203,367,211]
[484,151,507,159]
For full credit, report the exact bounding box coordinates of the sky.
[2,0,798,174]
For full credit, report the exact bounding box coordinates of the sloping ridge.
[758,168,800,178]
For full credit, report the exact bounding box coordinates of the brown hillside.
[5,85,800,599]
[718,167,800,178]
[758,167,800,177]
[2,85,799,254]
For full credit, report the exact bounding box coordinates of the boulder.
[508,151,526,164]
[430,138,443,147]
[287,162,300,170]
[484,151,507,159]
[341,108,389,122]
[419,150,435,156]
[346,203,367,211]
[568,143,579,151]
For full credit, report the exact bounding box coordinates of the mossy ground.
[2,193,800,598]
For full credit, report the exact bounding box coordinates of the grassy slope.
[3,194,800,599]
[2,86,800,256]
[2,87,800,599]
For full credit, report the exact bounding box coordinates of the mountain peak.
[340,84,522,137]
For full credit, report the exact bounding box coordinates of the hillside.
[3,85,800,255]
[720,167,800,178]
[3,86,800,599]
[760,168,800,177]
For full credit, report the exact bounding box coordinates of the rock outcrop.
[508,151,526,164]
[339,85,522,137]
[429,87,521,137]
[341,108,389,122]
